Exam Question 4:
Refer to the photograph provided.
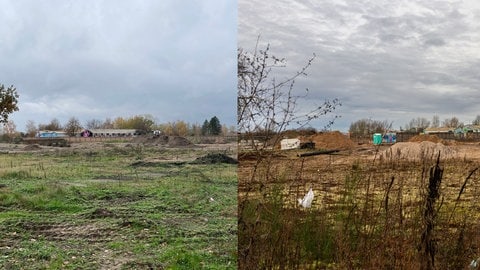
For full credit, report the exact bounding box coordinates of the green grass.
[0,144,237,269]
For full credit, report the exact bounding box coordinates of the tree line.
[349,115,480,137]
[19,115,234,137]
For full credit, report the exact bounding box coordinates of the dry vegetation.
[238,132,480,269]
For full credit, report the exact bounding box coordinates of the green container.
[373,133,382,145]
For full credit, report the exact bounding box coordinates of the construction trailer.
[280,138,301,150]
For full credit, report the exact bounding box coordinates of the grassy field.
[238,146,480,269]
[0,142,237,269]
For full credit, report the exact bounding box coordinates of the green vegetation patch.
[0,144,237,269]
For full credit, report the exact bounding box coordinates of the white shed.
[280,138,301,150]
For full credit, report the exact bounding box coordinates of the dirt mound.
[409,134,445,144]
[88,208,115,219]
[24,144,41,151]
[168,136,193,147]
[132,135,193,147]
[301,131,355,150]
[379,141,458,161]
[191,153,238,164]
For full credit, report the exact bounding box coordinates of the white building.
[280,138,301,150]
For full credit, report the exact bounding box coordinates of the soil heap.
[408,134,445,144]
[191,153,238,164]
[379,141,458,161]
[168,136,193,147]
[132,135,193,147]
[301,131,355,150]
[23,144,41,151]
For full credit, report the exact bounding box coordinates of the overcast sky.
[239,0,480,132]
[0,0,236,132]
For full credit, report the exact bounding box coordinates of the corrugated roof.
[424,127,455,133]
[88,129,138,134]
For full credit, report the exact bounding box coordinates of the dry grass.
[238,145,480,269]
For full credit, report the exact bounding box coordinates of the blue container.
[373,133,382,145]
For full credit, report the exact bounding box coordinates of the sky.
[0,0,237,132]
[239,0,480,132]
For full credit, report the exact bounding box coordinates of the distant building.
[424,127,455,134]
[80,129,140,137]
[36,130,67,138]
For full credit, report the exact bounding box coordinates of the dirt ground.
[293,132,480,163]
[3,135,236,156]
[238,132,480,196]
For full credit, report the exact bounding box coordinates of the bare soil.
[131,135,194,147]
[301,131,355,150]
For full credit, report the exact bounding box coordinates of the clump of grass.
[2,170,32,180]
[0,183,84,212]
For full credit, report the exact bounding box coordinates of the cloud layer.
[0,0,236,131]
[239,0,480,131]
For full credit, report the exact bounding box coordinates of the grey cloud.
[423,37,446,47]
[1,0,236,131]
[239,0,480,131]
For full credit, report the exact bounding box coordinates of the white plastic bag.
[298,187,314,208]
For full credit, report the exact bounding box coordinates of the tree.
[3,120,16,137]
[443,117,460,128]
[26,120,37,137]
[472,115,480,126]
[0,84,19,124]
[404,117,430,132]
[190,123,202,136]
[431,115,440,128]
[349,118,390,138]
[101,118,114,129]
[209,116,222,135]
[39,118,62,131]
[173,120,188,136]
[238,41,340,150]
[113,117,127,129]
[64,117,82,137]
[113,115,154,132]
[129,115,155,132]
[85,119,103,129]
[158,123,173,135]
[201,120,210,136]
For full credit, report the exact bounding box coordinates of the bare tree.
[404,117,430,132]
[3,120,16,137]
[39,118,62,131]
[431,115,440,128]
[101,118,114,129]
[85,119,103,129]
[472,115,480,126]
[26,120,37,137]
[64,117,83,137]
[238,40,340,150]
[443,117,461,128]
